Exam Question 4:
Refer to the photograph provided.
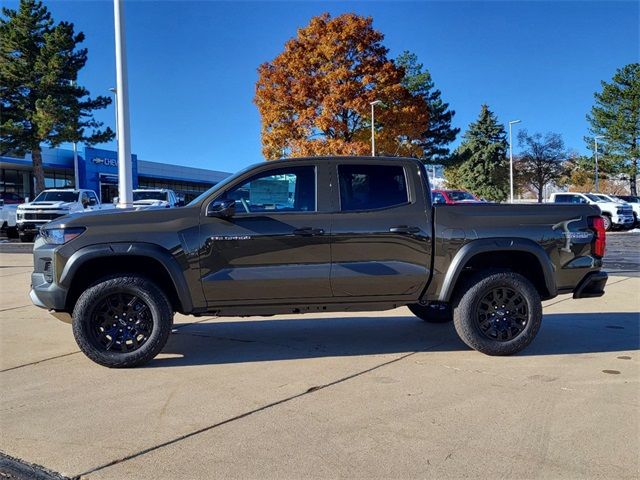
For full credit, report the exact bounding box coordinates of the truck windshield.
[188,164,256,206]
[585,194,604,202]
[33,191,78,202]
[133,191,168,201]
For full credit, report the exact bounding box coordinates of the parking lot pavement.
[1,252,638,479]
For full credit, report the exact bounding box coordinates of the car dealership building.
[0,146,231,203]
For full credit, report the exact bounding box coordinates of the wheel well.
[454,251,550,299]
[64,255,182,313]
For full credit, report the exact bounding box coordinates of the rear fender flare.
[437,238,557,303]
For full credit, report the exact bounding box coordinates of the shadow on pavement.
[150,311,640,367]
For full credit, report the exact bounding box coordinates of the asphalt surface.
[603,231,640,277]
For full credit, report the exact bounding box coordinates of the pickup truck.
[615,195,640,225]
[128,188,182,208]
[29,157,608,368]
[593,193,640,227]
[16,188,109,242]
[0,199,19,238]
[549,192,634,231]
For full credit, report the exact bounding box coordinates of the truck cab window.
[338,164,408,211]
[223,166,316,213]
[432,192,446,204]
[87,191,98,206]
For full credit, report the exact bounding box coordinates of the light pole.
[508,120,522,203]
[108,87,118,140]
[594,135,604,193]
[113,0,133,208]
[370,100,383,156]
[69,80,80,189]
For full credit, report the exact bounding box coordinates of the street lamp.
[370,100,383,156]
[594,135,604,193]
[108,87,118,140]
[509,120,522,203]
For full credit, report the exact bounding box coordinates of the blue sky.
[6,1,639,173]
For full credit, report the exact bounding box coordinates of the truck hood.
[18,201,75,211]
[133,199,170,207]
[600,202,633,212]
[45,205,197,230]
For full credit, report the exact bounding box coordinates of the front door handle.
[293,227,325,236]
[389,225,420,234]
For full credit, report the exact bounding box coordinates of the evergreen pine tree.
[586,63,640,195]
[0,0,114,194]
[396,51,459,163]
[450,104,509,201]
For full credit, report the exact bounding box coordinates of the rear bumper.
[573,271,608,299]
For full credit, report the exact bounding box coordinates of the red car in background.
[431,189,484,205]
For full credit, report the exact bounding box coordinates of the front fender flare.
[437,238,557,303]
[59,243,193,313]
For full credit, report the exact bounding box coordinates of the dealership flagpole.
[113,0,133,208]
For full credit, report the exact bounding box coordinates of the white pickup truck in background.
[549,192,635,231]
[16,188,112,242]
[129,188,182,208]
[0,200,19,238]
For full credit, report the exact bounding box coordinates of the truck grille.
[23,212,66,221]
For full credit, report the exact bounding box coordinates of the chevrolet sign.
[91,157,118,167]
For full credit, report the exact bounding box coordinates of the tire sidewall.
[453,272,542,356]
[72,276,172,367]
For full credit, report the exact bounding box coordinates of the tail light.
[588,216,606,258]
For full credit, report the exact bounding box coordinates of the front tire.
[601,214,612,231]
[452,271,542,356]
[72,276,173,368]
[19,232,34,242]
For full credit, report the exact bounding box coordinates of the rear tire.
[72,276,173,368]
[452,271,542,356]
[408,303,452,323]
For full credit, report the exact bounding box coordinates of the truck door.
[198,162,332,304]
[329,160,433,298]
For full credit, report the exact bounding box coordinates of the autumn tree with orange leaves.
[254,13,429,160]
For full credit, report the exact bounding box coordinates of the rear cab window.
[554,194,586,204]
[338,164,408,211]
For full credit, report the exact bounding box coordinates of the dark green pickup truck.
[30,157,608,367]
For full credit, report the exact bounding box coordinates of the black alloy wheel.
[474,286,528,342]
[90,293,153,352]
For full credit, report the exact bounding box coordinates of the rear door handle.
[293,227,325,236]
[389,225,420,234]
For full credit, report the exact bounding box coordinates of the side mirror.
[113,197,119,205]
[207,199,236,218]
[177,200,185,207]
[82,199,90,208]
